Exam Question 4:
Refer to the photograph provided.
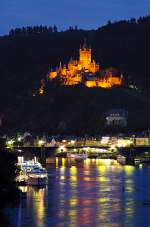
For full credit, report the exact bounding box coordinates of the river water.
[6,158,150,227]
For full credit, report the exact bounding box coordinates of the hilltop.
[1,16,150,134]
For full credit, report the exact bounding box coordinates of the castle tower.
[79,41,91,69]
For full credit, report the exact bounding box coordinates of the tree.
[53,25,58,32]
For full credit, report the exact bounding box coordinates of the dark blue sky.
[0,0,150,35]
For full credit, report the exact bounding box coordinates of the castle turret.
[79,41,91,69]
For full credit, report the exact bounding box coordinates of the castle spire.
[83,38,87,49]
[59,61,62,68]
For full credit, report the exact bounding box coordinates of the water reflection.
[123,165,135,225]
[18,186,47,227]
[54,159,124,226]
[10,158,150,226]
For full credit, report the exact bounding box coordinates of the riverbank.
[0,139,20,226]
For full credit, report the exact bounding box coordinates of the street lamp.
[38,140,45,147]
[38,140,45,158]
[6,139,14,149]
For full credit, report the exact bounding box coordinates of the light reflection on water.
[11,158,150,226]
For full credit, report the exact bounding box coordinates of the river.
[6,158,150,227]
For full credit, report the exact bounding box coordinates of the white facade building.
[106,109,128,127]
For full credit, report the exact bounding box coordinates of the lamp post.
[38,140,45,159]
[6,139,15,150]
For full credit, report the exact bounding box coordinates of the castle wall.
[48,44,123,89]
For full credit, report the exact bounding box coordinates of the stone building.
[48,42,123,88]
[106,109,128,127]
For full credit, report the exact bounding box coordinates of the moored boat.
[135,157,150,166]
[117,155,126,165]
[17,157,48,186]
[67,152,87,160]
[56,152,67,158]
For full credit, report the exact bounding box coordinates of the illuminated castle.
[48,42,123,88]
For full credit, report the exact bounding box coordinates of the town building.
[106,109,128,127]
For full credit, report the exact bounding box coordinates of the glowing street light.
[6,139,15,149]
[17,136,22,142]
[58,145,66,152]
[38,140,45,147]
[71,140,75,144]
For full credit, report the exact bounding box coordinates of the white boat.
[135,157,150,166]
[17,156,42,172]
[27,167,48,186]
[67,152,87,160]
[117,155,126,165]
[17,157,48,186]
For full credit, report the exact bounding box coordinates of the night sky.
[0,0,150,35]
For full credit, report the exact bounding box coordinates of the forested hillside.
[1,16,150,134]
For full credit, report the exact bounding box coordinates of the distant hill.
[1,16,150,134]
